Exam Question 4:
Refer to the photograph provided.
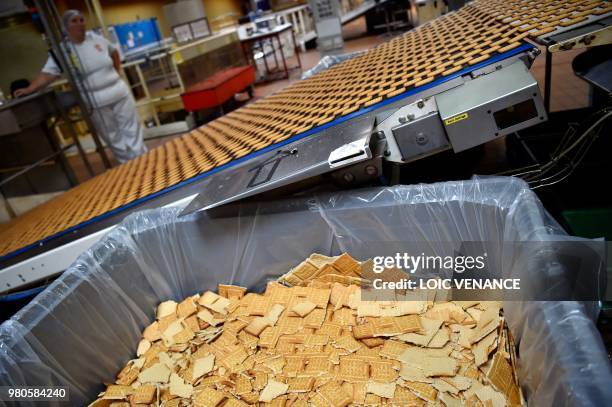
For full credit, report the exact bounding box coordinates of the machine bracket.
[180,114,376,215]
[328,135,372,168]
[372,97,448,163]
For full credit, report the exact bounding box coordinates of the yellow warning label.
[444,113,469,126]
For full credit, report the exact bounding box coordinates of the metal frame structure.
[537,16,612,112]
[276,0,382,52]
[1,42,542,293]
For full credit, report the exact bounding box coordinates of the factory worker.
[14,9,146,164]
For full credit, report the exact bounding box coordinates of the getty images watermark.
[370,252,521,291]
[357,240,607,301]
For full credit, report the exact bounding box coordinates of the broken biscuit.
[291,301,317,317]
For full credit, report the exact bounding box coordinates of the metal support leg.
[44,123,77,187]
[278,35,289,79]
[169,54,185,92]
[261,42,271,75]
[135,64,161,126]
[54,98,95,178]
[290,13,299,37]
[66,122,94,177]
[157,56,171,89]
[544,48,552,113]
[0,190,17,219]
[299,10,307,52]
[292,30,302,71]
[270,38,280,71]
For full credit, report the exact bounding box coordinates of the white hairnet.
[62,9,83,30]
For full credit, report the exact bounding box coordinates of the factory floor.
[4,17,594,216]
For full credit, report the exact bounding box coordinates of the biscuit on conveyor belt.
[89,252,524,406]
[3,0,609,262]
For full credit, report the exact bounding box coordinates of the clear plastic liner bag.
[0,177,610,406]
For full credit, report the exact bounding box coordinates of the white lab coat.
[42,31,146,163]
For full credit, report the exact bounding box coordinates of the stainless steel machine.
[0,42,547,293]
[182,53,546,214]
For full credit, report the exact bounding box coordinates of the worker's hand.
[13,87,33,98]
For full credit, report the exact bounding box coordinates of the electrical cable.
[526,110,608,182]
[498,107,611,188]
[526,109,608,188]
[494,164,541,177]
[527,136,594,186]
[530,122,602,188]
[538,109,610,166]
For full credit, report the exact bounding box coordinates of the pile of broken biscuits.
[90,253,523,406]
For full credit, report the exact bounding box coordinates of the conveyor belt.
[470,0,612,40]
[0,0,609,262]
